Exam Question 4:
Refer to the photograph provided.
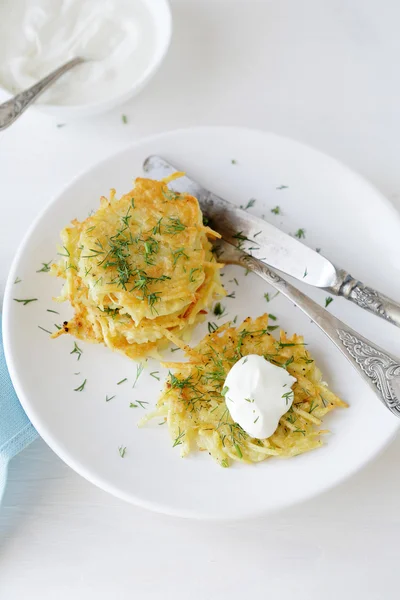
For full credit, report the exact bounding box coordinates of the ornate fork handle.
[328,270,400,328]
[0,57,84,131]
[220,242,400,417]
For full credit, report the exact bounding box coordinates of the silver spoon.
[217,238,400,417]
[0,56,85,131]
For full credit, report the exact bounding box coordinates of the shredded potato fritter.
[148,315,347,467]
[51,176,224,359]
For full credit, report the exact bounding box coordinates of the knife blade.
[143,155,400,328]
[143,155,338,287]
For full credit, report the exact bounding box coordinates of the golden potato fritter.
[51,176,225,359]
[148,314,347,467]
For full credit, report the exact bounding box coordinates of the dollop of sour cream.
[0,0,157,105]
[223,354,297,439]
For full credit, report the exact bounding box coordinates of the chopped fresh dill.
[14,277,22,284]
[293,428,306,436]
[234,443,243,458]
[268,313,277,321]
[265,291,280,302]
[74,379,87,392]
[226,291,235,299]
[254,416,259,424]
[58,246,70,257]
[301,356,314,364]
[14,298,38,305]
[325,296,333,308]
[241,198,256,210]
[189,267,201,283]
[208,321,218,333]
[320,395,329,407]
[303,267,308,278]
[221,386,229,396]
[271,205,281,214]
[170,347,180,353]
[147,292,161,313]
[118,445,126,457]
[254,231,262,237]
[47,309,59,314]
[171,248,189,266]
[133,362,144,388]
[172,427,185,447]
[231,159,237,164]
[106,395,116,402]
[150,371,160,380]
[295,228,306,239]
[117,378,127,385]
[122,114,128,124]
[130,400,149,409]
[282,390,294,404]
[213,302,226,318]
[309,400,319,414]
[70,342,83,360]
[276,185,288,190]
[142,237,159,265]
[232,231,259,251]
[81,248,104,259]
[152,217,163,235]
[165,216,186,234]
[281,356,294,370]
[162,188,180,201]
[38,325,52,334]
[169,372,194,391]
[36,260,52,273]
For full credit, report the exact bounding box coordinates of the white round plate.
[4,127,400,520]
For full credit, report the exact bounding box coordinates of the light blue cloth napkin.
[0,316,38,502]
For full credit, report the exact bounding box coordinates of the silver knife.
[143,155,400,328]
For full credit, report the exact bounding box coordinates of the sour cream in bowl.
[0,0,172,118]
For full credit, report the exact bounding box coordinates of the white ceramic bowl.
[0,0,172,119]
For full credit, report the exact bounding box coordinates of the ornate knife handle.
[220,241,400,417]
[329,270,400,328]
[0,57,84,131]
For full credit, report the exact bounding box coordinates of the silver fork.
[217,239,400,417]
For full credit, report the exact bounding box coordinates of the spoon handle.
[234,249,400,417]
[0,57,84,131]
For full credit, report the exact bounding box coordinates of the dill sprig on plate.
[70,342,83,360]
[14,298,38,305]
[37,260,52,273]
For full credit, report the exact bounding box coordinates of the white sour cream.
[223,354,297,439]
[0,0,157,105]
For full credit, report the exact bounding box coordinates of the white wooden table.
[1,1,400,598]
